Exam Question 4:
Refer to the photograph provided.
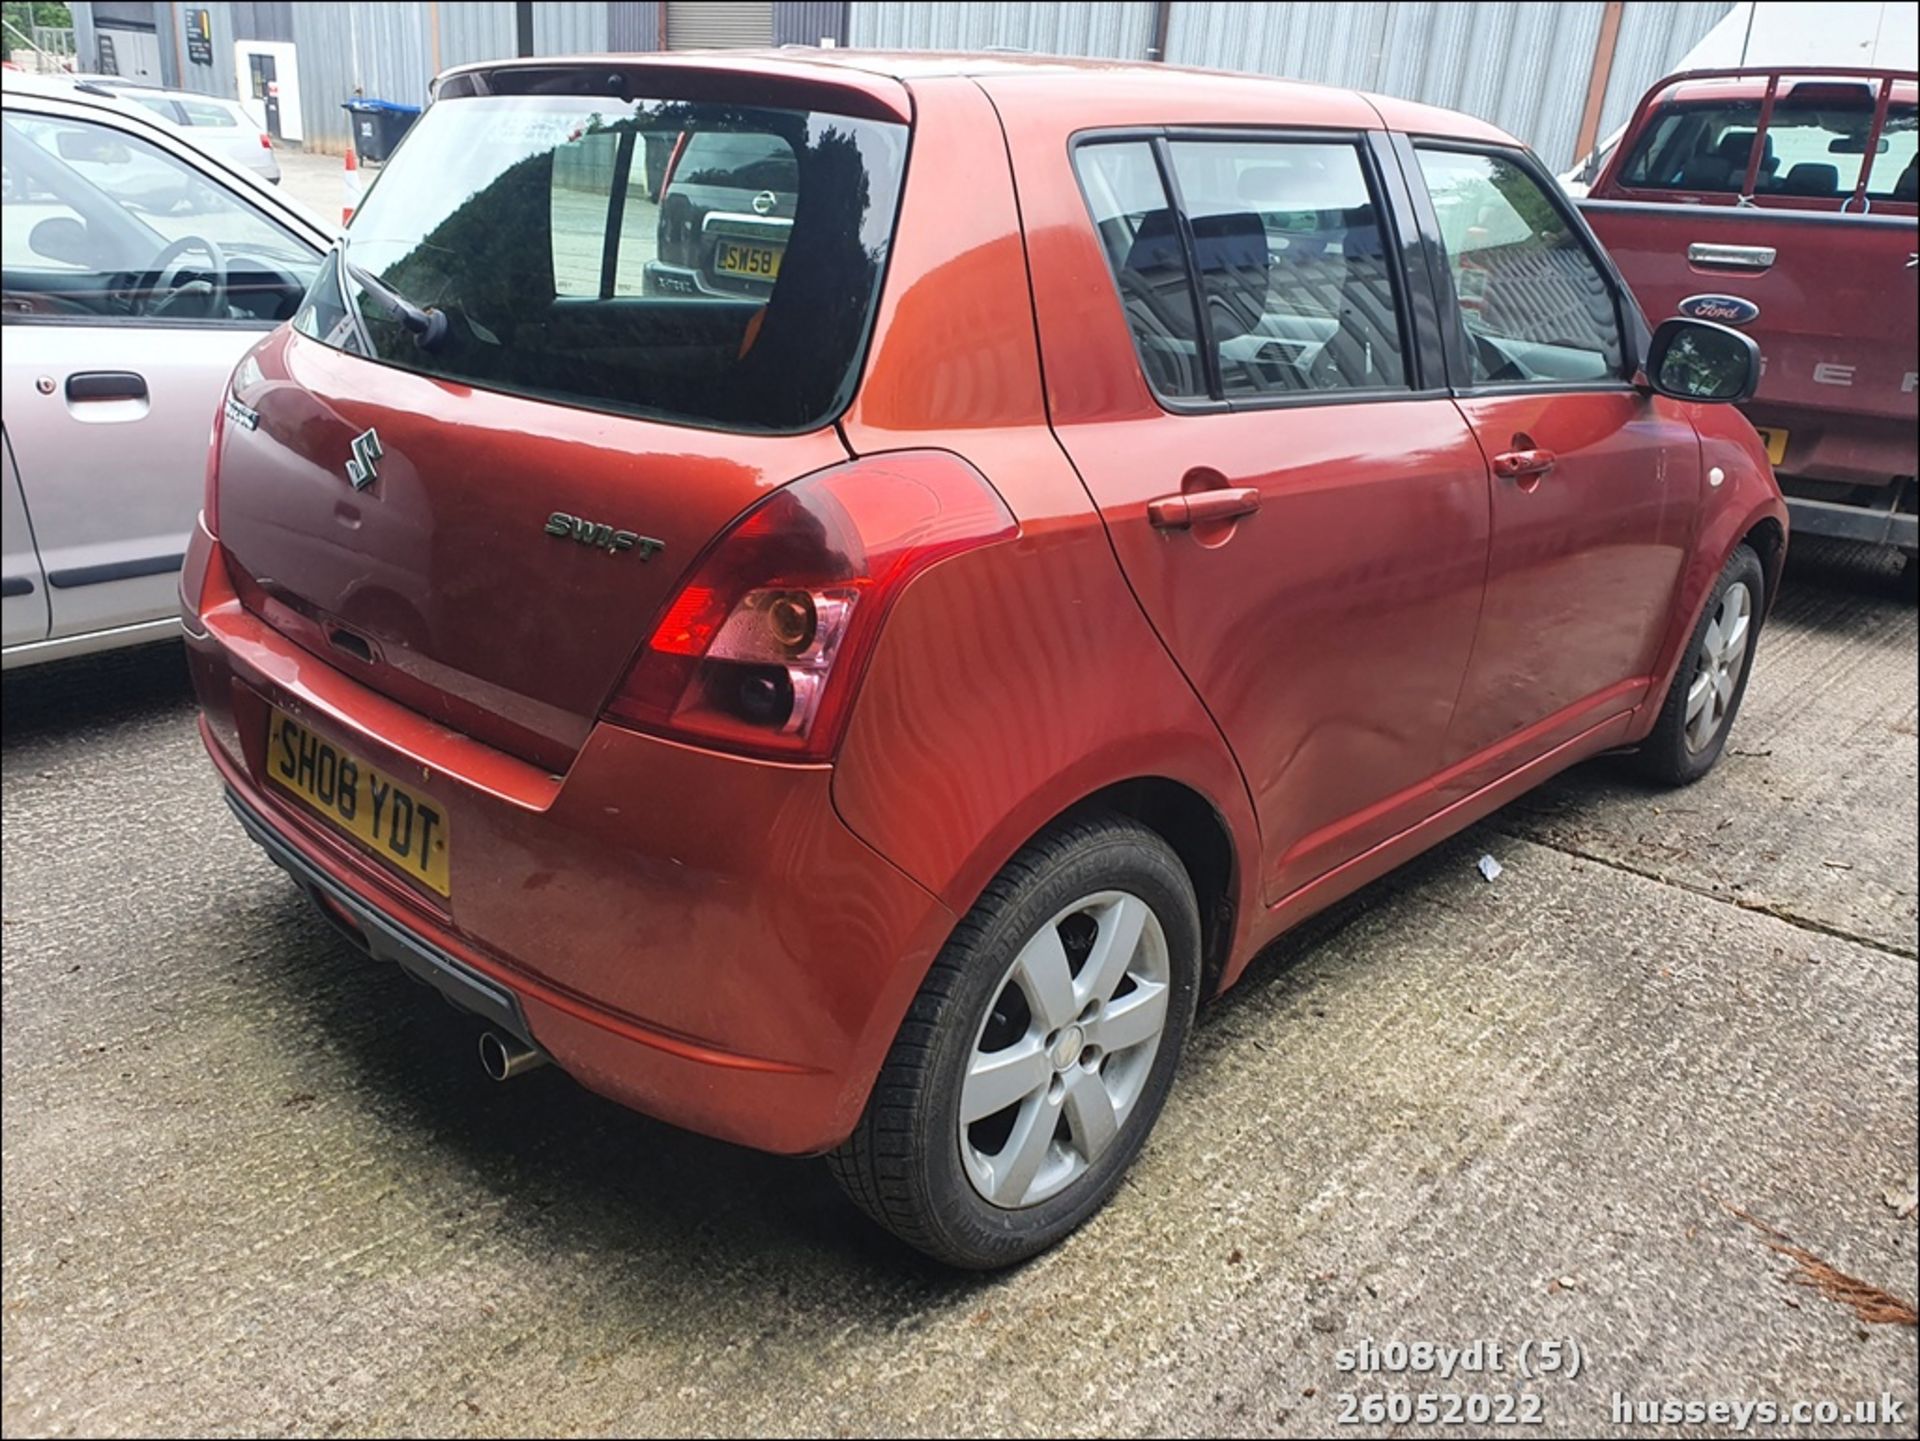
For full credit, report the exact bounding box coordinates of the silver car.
[2,71,329,668]
[76,78,283,187]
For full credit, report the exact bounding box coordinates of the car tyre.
[829,814,1201,1269]
[1636,543,1765,786]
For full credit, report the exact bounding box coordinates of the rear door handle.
[65,371,148,402]
[1147,486,1261,529]
[1491,448,1556,481]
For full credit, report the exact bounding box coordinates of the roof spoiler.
[430,53,911,124]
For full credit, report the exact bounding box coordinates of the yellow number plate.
[266,709,451,896]
[1753,427,1789,466]
[714,240,783,280]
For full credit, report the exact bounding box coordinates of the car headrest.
[1122,208,1186,279]
[1188,210,1270,341]
[1894,156,1918,202]
[1122,208,1270,342]
[1781,161,1839,196]
[1716,129,1771,163]
[1678,155,1737,192]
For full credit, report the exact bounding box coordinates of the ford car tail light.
[603,453,1016,761]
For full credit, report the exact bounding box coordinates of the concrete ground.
[272,148,350,233]
[2,541,1915,1437]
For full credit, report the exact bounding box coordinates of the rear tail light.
[603,453,1017,761]
[260,131,273,149]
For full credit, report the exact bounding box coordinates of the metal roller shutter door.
[666,1,776,49]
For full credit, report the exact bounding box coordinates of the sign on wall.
[186,8,213,66]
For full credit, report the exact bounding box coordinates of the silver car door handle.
[1688,242,1776,272]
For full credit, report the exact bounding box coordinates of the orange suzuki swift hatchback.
[184,52,1784,1267]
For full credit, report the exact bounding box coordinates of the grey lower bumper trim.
[224,788,535,1046]
[1785,495,1919,552]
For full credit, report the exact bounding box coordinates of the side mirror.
[1643,317,1760,404]
[28,217,101,269]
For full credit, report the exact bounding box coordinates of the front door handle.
[1491,448,1556,481]
[1147,486,1261,529]
[65,371,148,402]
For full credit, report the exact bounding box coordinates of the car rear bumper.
[183,524,955,1154]
[1780,476,1919,554]
[1748,403,1915,493]
[641,259,770,300]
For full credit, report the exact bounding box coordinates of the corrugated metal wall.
[848,0,1157,60]
[72,2,1738,167]
[437,1,519,71]
[71,4,95,72]
[1596,1,1735,148]
[1392,5,1605,170]
[775,1,849,47]
[532,0,611,56]
[229,0,292,42]
[846,0,1737,170]
[290,2,435,151]
[610,0,662,52]
[165,1,238,99]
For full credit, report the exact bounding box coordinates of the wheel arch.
[1741,514,1787,615]
[1044,775,1240,1000]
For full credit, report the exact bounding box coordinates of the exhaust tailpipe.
[478,1029,550,1082]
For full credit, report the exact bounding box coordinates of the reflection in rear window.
[293,92,908,434]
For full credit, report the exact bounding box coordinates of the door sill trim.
[1,616,183,670]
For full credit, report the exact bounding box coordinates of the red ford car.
[183,52,1784,1268]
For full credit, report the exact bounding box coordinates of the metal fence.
[67,1,1741,167]
[846,0,1737,169]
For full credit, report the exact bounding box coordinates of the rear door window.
[1073,136,1409,404]
[1415,147,1623,386]
[1165,139,1407,396]
[1074,140,1208,400]
[293,92,907,434]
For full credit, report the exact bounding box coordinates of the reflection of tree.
[1488,159,1561,239]
[735,124,877,427]
[1660,330,1744,399]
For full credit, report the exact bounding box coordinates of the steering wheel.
[137,234,228,319]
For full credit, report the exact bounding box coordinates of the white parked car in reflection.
[73,77,283,187]
[2,71,328,669]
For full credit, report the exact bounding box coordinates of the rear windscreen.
[1618,88,1917,202]
[293,93,908,433]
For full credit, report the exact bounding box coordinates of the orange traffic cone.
[342,145,362,226]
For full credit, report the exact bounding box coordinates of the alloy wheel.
[959,891,1171,1209]
[1684,579,1753,753]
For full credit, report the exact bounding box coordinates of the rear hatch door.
[211,61,910,770]
[217,329,847,769]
